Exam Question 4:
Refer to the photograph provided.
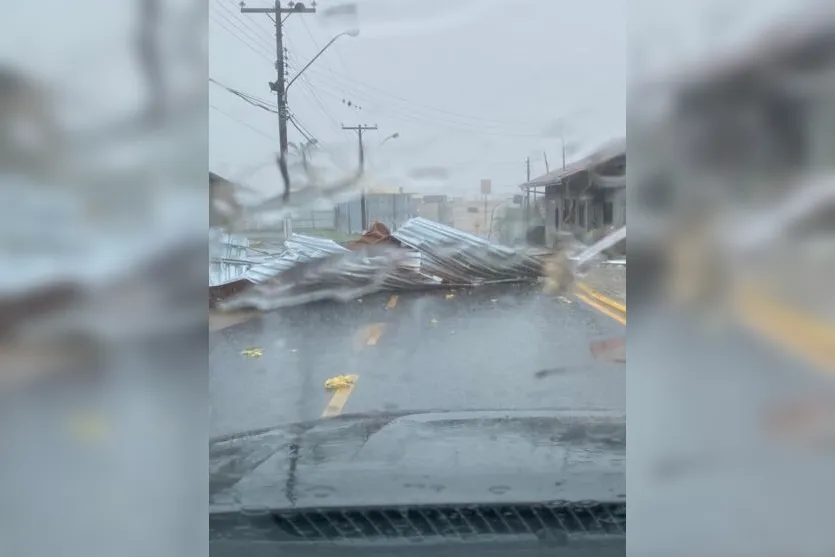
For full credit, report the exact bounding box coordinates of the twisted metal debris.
[214,217,552,311]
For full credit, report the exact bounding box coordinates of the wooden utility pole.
[525,158,531,239]
[240,1,316,158]
[342,124,378,231]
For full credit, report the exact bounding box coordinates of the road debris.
[240,347,263,358]
[324,374,358,391]
[212,218,626,312]
[215,217,549,311]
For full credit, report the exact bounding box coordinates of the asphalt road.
[628,306,835,557]
[209,282,625,437]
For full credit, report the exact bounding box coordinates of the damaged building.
[519,138,626,249]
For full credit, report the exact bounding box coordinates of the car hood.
[210,409,625,511]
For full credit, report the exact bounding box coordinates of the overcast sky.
[209,0,627,199]
[1,0,807,200]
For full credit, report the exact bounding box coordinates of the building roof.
[520,137,625,190]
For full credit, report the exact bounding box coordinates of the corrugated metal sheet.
[209,228,252,287]
[244,234,349,284]
[391,218,544,284]
[216,218,551,310]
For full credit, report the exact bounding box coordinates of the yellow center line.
[365,323,385,346]
[386,294,399,310]
[324,315,390,418]
[735,284,835,372]
[576,282,627,313]
[322,380,358,418]
[575,291,627,325]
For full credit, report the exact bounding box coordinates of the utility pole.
[561,137,567,170]
[241,1,315,236]
[524,157,531,240]
[240,1,316,159]
[342,124,378,231]
[543,152,550,173]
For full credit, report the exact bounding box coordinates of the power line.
[301,65,543,130]
[296,68,543,136]
[214,0,275,53]
[211,104,278,142]
[210,78,277,113]
[288,114,314,142]
[283,46,347,137]
[209,10,273,63]
[308,79,542,137]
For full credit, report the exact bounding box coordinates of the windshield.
[208,0,626,540]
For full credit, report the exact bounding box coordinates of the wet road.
[628,306,835,557]
[209,282,625,437]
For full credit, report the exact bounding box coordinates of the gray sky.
[209,0,626,198]
[3,0,809,204]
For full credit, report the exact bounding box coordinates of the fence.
[336,193,416,234]
[233,194,416,242]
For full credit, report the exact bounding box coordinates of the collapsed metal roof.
[520,137,626,191]
[213,217,549,311]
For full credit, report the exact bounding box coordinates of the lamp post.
[379,132,399,147]
[285,29,359,95]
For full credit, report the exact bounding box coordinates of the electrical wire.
[209,10,273,64]
[211,104,279,142]
[301,65,543,130]
[288,114,314,142]
[210,78,278,113]
[214,0,275,54]
[284,50,347,136]
[293,65,543,136]
[306,78,543,137]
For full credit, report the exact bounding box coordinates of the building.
[415,194,454,226]
[519,138,626,247]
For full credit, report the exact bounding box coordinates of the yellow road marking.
[575,292,627,325]
[328,316,388,417]
[735,284,835,372]
[353,323,385,349]
[576,282,626,313]
[322,380,358,418]
[365,323,385,346]
[210,310,260,332]
[386,295,398,309]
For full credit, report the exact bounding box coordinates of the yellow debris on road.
[240,347,263,358]
[324,374,358,391]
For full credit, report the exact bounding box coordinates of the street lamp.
[285,29,359,94]
[379,132,399,147]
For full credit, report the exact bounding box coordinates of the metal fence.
[286,209,336,230]
[337,193,416,234]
